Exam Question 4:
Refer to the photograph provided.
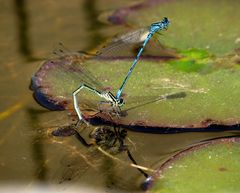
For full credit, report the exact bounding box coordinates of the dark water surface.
[0,1,239,192]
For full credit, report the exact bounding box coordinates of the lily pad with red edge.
[105,0,240,55]
[30,46,240,131]
[147,137,240,193]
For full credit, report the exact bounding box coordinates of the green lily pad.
[31,47,240,129]
[148,137,240,193]
[109,0,240,55]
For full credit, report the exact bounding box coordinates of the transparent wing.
[95,27,177,60]
[95,27,150,59]
[52,42,95,59]
[31,43,108,111]
[52,43,106,91]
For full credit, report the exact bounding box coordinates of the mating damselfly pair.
[73,17,170,124]
[30,17,170,180]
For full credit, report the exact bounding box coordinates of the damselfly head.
[151,17,169,32]
[117,98,125,106]
[162,17,169,24]
[162,17,170,30]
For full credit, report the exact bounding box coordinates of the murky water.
[0,1,239,192]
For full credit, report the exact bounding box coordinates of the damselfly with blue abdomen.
[73,17,170,124]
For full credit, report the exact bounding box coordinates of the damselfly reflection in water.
[31,110,154,183]
[72,17,170,124]
[51,122,153,178]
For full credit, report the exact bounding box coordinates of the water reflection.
[14,0,33,61]
[21,104,240,192]
[25,105,148,191]
[27,108,47,181]
[13,0,105,61]
[82,0,105,51]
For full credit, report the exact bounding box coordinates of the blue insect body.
[73,17,169,124]
[116,17,169,99]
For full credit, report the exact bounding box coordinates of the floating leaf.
[31,47,240,130]
[148,137,240,193]
[107,0,240,55]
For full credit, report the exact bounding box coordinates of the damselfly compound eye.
[118,98,124,106]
